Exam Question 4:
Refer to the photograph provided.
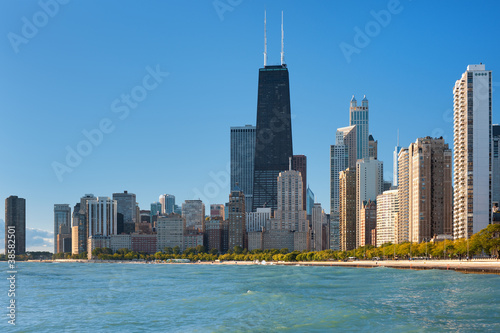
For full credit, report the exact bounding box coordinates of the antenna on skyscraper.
[397,129,400,146]
[264,10,267,67]
[281,11,285,65]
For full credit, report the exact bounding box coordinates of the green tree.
[233,246,243,255]
[195,245,206,254]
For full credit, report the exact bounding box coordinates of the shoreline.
[25,259,500,275]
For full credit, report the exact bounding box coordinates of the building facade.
[253,64,293,212]
[330,125,356,251]
[246,207,271,232]
[368,134,378,159]
[339,169,356,251]
[87,197,118,237]
[159,194,175,215]
[210,204,225,220]
[396,148,409,244]
[493,124,500,205]
[156,214,184,252]
[393,145,402,187]
[376,190,399,247]
[228,187,246,250]
[359,200,377,247]
[409,137,452,242]
[5,196,26,256]
[356,158,384,248]
[113,191,137,224]
[231,125,256,212]
[275,166,308,234]
[206,218,224,253]
[110,234,132,253]
[131,234,157,254]
[292,155,307,211]
[453,64,492,239]
[349,95,369,160]
[182,200,205,232]
[54,204,71,253]
[306,187,314,216]
[311,203,328,251]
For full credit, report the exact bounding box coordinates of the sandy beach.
[31,258,500,274]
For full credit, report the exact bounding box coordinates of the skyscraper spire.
[264,10,267,67]
[281,11,285,65]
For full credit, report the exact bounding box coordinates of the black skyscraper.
[5,195,26,255]
[252,64,293,212]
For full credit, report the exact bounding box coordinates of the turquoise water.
[3,262,500,332]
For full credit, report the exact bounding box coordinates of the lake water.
[3,262,500,332]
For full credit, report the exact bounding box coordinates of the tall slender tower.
[228,186,246,250]
[396,148,409,244]
[453,64,492,239]
[356,158,384,248]
[292,155,307,210]
[350,95,369,160]
[393,131,402,187]
[253,12,293,212]
[275,162,307,232]
[54,204,71,253]
[5,196,26,255]
[339,168,356,251]
[330,125,356,251]
[492,125,500,205]
[231,125,256,212]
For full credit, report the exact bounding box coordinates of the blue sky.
[1,0,499,251]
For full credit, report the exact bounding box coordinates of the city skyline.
[1,1,500,251]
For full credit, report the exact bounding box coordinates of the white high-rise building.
[376,190,399,247]
[356,157,384,248]
[350,95,369,160]
[87,197,117,237]
[453,64,492,239]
